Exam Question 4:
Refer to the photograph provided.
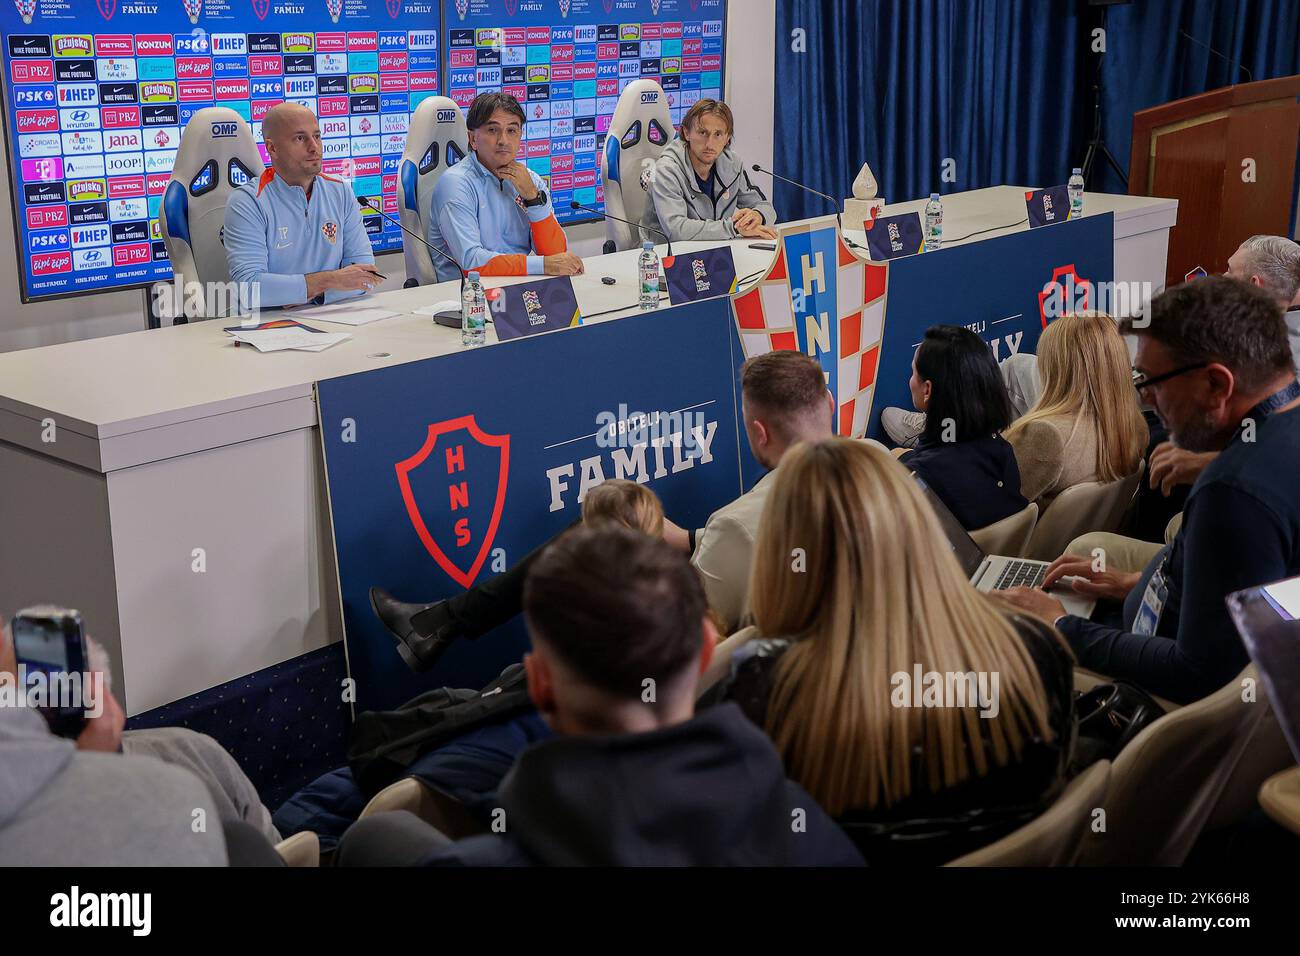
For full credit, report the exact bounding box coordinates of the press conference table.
[0,185,1176,716]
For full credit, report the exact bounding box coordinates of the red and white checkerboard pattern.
[731,227,889,437]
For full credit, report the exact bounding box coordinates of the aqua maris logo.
[182,0,201,22]
[1037,264,1091,328]
[326,0,342,21]
[0,666,105,719]
[395,416,510,590]
[15,0,38,25]
[890,665,1001,719]
[49,886,150,936]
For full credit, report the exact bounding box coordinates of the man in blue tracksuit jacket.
[224,102,380,310]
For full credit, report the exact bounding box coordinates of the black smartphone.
[11,607,88,738]
[748,242,777,251]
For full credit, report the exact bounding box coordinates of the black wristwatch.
[522,189,548,208]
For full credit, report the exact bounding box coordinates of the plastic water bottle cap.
[642,241,654,251]
[468,271,481,282]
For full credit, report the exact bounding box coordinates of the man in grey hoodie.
[0,620,227,865]
[640,98,778,244]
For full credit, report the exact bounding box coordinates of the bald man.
[224,102,380,309]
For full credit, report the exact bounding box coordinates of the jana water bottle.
[924,193,943,252]
[1068,168,1085,219]
[638,241,660,310]
[461,271,486,347]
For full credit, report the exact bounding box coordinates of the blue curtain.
[773,0,1300,222]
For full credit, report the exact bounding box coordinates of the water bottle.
[638,241,660,310]
[924,193,943,252]
[1068,168,1085,218]
[461,271,486,347]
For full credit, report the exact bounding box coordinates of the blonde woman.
[713,438,1075,864]
[1004,312,1147,504]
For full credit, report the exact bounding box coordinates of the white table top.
[842,185,1177,250]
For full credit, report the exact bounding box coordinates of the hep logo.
[1037,264,1091,327]
[396,416,510,589]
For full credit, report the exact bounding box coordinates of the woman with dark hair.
[896,326,1028,530]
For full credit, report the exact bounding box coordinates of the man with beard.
[997,277,1300,704]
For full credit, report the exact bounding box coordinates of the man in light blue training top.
[225,102,381,309]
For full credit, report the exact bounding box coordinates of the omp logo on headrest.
[436,109,457,123]
[639,91,659,103]
[211,122,238,137]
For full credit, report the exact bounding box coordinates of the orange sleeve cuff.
[469,254,529,277]
[530,213,567,255]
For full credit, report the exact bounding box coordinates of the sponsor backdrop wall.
[0,0,769,350]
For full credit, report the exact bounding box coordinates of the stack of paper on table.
[290,303,403,326]
[223,318,352,353]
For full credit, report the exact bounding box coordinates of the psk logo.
[97,0,116,19]
[14,0,37,25]
[252,0,269,21]
[182,0,201,23]
[395,416,510,589]
[326,0,342,22]
[154,129,170,147]
[1037,264,1092,328]
[321,220,338,243]
[454,0,467,21]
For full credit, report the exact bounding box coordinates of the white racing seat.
[397,96,469,286]
[599,79,673,253]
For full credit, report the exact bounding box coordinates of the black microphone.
[356,195,464,328]
[571,200,672,258]
[1178,29,1253,83]
[749,164,867,252]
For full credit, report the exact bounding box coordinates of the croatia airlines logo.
[14,0,37,24]
[396,416,510,589]
[251,0,269,21]
[326,0,342,22]
[182,0,201,23]
[97,0,116,19]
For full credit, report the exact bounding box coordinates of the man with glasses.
[427,92,583,282]
[998,277,1300,704]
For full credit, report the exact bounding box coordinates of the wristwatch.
[522,189,548,208]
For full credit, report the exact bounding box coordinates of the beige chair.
[945,759,1111,866]
[1023,462,1145,561]
[358,776,488,839]
[1258,766,1300,837]
[970,503,1038,557]
[274,830,320,867]
[1078,664,1291,865]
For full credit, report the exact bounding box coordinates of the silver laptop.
[914,476,1097,620]
[1227,575,1300,764]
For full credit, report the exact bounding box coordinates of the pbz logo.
[395,416,510,589]
[211,122,238,138]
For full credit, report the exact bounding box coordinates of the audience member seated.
[333,525,863,866]
[369,350,834,667]
[999,277,1300,704]
[641,99,778,243]
[0,619,228,865]
[1003,312,1146,505]
[706,438,1074,865]
[895,326,1028,530]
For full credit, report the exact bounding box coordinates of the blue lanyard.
[1239,379,1300,437]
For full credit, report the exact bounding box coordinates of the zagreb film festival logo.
[97,0,116,20]
[182,0,201,24]
[326,0,342,22]
[14,0,37,25]
[395,416,510,589]
[1037,264,1092,328]
[251,0,269,21]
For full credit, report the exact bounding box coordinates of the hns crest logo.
[395,416,510,589]
[1037,264,1091,328]
[252,0,269,20]
[321,220,338,243]
[97,0,117,19]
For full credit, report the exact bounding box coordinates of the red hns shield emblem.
[98,0,117,18]
[252,0,269,20]
[386,0,401,16]
[322,221,338,243]
[396,416,510,589]
[505,0,518,15]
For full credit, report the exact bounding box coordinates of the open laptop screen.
[1228,576,1300,765]
[912,474,986,579]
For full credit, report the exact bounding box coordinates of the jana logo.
[251,0,269,21]
[395,416,510,590]
[96,0,116,19]
[1037,264,1092,328]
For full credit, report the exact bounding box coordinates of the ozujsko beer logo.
[1037,264,1092,328]
[14,0,37,25]
[182,0,201,23]
[395,416,510,589]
